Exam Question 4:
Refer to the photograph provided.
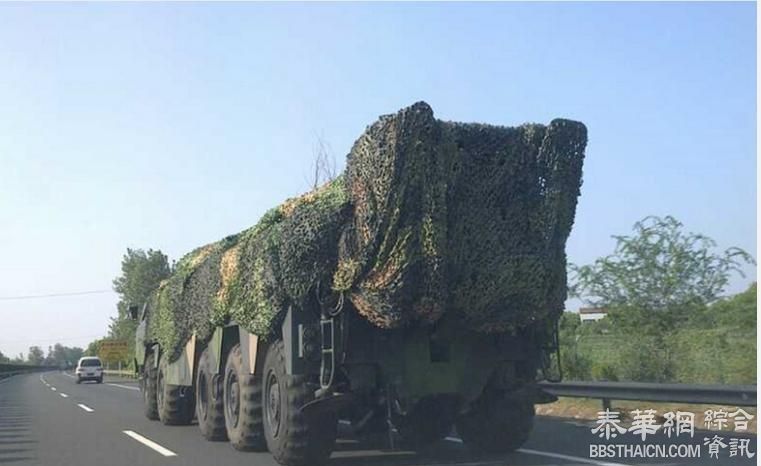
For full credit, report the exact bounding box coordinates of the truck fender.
[163,334,196,386]
[237,327,264,375]
[206,325,267,376]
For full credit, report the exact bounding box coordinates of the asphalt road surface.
[0,372,755,466]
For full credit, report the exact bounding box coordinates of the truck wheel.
[196,347,227,441]
[397,396,455,448]
[223,344,266,451]
[456,395,534,453]
[141,353,159,420]
[157,353,195,425]
[262,340,337,466]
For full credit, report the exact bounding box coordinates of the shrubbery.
[560,283,756,384]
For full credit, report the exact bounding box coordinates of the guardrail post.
[602,398,611,411]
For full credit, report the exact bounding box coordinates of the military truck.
[132,102,586,466]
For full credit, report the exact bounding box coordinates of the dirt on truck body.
[133,101,587,466]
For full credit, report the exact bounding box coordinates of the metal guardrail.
[0,364,59,381]
[103,369,138,379]
[539,380,757,408]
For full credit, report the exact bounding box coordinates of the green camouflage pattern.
[145,102,586,361]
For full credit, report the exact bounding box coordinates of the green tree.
[43,343,84,367]
[567,217,755,383]
[0,351,9,364]
[109,248,171,364]
[570,216,754,331]
[27,346,45,365]
[689,282,757,329]
[64,346,84,366]
[84,339,102,357]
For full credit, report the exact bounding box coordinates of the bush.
[557,283,756,384]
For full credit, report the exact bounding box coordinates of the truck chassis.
[134,300,557,466]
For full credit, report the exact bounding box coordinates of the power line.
[0,289,115,301]
[0,334,106,344]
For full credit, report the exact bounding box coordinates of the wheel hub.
[198,372,208,420]
[157,370,164,411]
[226,372,240,428]
[266,372,281,437]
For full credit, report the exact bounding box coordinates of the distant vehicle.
[75,357,103,384]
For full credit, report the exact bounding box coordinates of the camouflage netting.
[146,102,586,360]
[147,180,351,360]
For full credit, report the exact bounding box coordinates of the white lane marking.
[60,393,68,398]
[63,373,75,379]
[444,437,631,466]
[77,403,94,413]
[51,387,57,391]
[107,383,140,391]
[517,448,632,466]
[122,430,177,457]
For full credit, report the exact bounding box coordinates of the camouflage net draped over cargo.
[147,180,350,360]
[146,102,586,360]
[334,103,586,331]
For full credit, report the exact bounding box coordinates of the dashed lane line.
[59,393,68,398]
[51,387,57,391]
[123,430,177,457]
[77,403,94,413]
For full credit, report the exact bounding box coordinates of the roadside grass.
[536,397,757,434]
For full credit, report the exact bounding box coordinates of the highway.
[0,372,755,466]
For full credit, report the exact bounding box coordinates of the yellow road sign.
[99,340,129,361]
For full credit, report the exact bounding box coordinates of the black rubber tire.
[141,353,159,420]
[196,347,227,441]
[223,344,266,451]
[97,377,103,384]
[157,353,195,426]
[456,394,534,453]
[396,396,455,448]
[262,340,337,466]
[76,378,81,385]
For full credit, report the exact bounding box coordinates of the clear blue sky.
[0,2,755,359]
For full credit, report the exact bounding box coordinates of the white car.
[75,357,104,384]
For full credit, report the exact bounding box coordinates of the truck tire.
[157,353,195,425]
[141,353,159,420]
[223,344,266,451]
[262,340,337,466]
[456,394,534,453]
[397,396,455,448]
[196,347,227,441]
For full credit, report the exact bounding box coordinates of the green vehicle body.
[134,301,555,408]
